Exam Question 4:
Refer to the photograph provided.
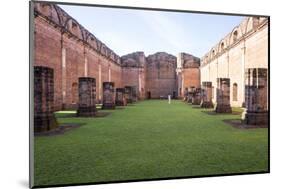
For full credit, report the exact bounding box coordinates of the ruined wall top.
[201,16,268,67]
[34,2,121,65]
[179,53,200,68]
[121,52,146,68]
[146,52,177,66]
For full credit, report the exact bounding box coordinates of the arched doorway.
[147,91,151,99]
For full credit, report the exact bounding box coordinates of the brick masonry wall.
[200,17,268,107]
[34,17,62,111]
[146,52,177,98]
[34,3,268,110]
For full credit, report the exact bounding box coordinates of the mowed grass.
[34,100,268,186]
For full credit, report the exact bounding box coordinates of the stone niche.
[192,88,201,105]
[131,86,138,102]
[124,86,133,103]
[102,82,115,109]
[215,78,232,113]
[116,88,127,106]
[200,82,214,108]
[187,86,195,103]
[77,77,97,117]
[34,66,58,133]
[242,68,268,125]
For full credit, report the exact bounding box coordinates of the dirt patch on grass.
[95,111,111,117]
[202,110,241,115]
[35,123,85,136]
[223,119,268,129]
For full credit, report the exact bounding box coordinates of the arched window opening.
[221,42,225,51]
[253,17,260,29]
[212,50,215,58]
[233,30,238,42]
[233,83,238,101]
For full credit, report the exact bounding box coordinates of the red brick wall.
[34,17,62,111]
[182,68,200,89]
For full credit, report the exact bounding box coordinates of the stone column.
[187,86,195,103]
[116,88,127,106]
[77,77,97,117]
[125,86,133,103]
[192,88,201,105]
[183,87,188,101]
[131,86,138,102]
[215,78,232,113]
[102,82,115,109]
[61,47,66,109]
[242,68,268,125]
[200,81,214,108]
[98,62,102,103]
[34,66,58,133]
[241,44,246,107]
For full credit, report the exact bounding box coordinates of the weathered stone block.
[115,88,127,106]
[192,88,201,105]
[200,81,214,108]
[215,78,232,113]
[102,82,115,109]
[34,66,58,133]
[125,86,133,103]
[131,86,138,102]
[77,77,97,117]
[187,86,195,103]
[242,68,268,125]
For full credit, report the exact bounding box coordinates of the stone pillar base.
[242,111,268,125]
[192,98,201,105]
[77,106,96,117]
[116,101,126,106]
[215,104,232,113]
[102,104,116,109]
[34,113,58,133]
[127,99,133,104]
[200,101,214,108]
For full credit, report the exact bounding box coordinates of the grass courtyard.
[34,100,268,186]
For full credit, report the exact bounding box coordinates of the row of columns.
[34,66,139,132]
[184,67,268,126]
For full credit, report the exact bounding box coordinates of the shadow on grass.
[201,110,241,116]
[35,123,85,137]
[223,119,268,129]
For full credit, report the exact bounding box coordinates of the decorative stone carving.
[102,82,115,109]
[115,88,127,106]
[34,66,58,133]
[77,77,97,116]
[215,78,232,113]
[200,82,214,108]
[242,68,268,125]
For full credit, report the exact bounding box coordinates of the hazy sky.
[59,4,245,58]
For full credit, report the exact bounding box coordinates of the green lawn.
[34,100,268,186]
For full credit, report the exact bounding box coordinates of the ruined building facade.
[200,17,268,107]
[33,2,268,111]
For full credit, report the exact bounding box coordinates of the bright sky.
[59,4,245,58]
